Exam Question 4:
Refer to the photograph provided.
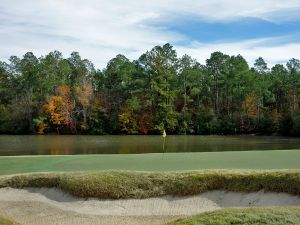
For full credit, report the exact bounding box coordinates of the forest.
[0,43,300,135]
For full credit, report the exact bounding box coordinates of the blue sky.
[165,18,300,44]
[0,0,300,68]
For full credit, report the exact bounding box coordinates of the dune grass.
[1,150,300,175]
[0,215,20,225]
[166,207,300,225]
[1,170,300,199]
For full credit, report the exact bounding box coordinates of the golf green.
[0,150,300,175]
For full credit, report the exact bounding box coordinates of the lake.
[0,135,300,156]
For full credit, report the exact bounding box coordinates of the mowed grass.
[167,207,300,225]
[1,171,300,199]
[1,150,300,175]
[0,215,20,225]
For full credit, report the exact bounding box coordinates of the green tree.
[286,58,300,113]
[253,57,273,121]
[103,55,136,133]
[206,52,230,115]
[270,64,289,113]
[139,43,178,133]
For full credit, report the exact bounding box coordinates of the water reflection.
[0,135,300,156]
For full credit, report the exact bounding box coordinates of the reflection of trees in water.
[48,139,72,155]
[50,148,60,155]
[4,135,300,156]
[50,147,72,155]
[118,144,131,154]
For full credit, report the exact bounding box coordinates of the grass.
[0,215,20,225]
[166,207,300,225]
[1,150,300,175]
[1,150,300,223]
[1,170,300,199]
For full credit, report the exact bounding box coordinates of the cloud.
[176,37,300,67]
[0,0,300,68]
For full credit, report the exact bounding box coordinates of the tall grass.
[1,170,300,199]
[0,215,20,225]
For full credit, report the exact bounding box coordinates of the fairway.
[0,150,300,175]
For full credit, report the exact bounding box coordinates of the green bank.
[0,150,300,175]
[0,215,20,225]
[167,207,300,225]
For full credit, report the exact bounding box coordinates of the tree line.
[1,43,300,135]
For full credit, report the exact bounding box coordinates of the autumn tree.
[44,85,75,134]
[75,83,93,130]
[118,97,141,134]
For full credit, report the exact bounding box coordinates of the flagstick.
[162,129,166,159]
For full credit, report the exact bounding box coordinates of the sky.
[1,0,300,69]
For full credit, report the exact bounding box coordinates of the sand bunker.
[0,187,300,225]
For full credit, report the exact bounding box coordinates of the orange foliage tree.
[243,94,258,118]
[139,110,154,134]
[75,83,93,130]
[118,106,139,134]
[44,85,75,134]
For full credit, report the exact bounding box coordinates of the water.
[0,135,300,156]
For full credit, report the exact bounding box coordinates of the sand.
[0,187,300,225]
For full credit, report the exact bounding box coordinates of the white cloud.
[176,38,300,67]
[0,0,300,68]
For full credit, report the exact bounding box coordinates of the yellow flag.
[163,130,166,138]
